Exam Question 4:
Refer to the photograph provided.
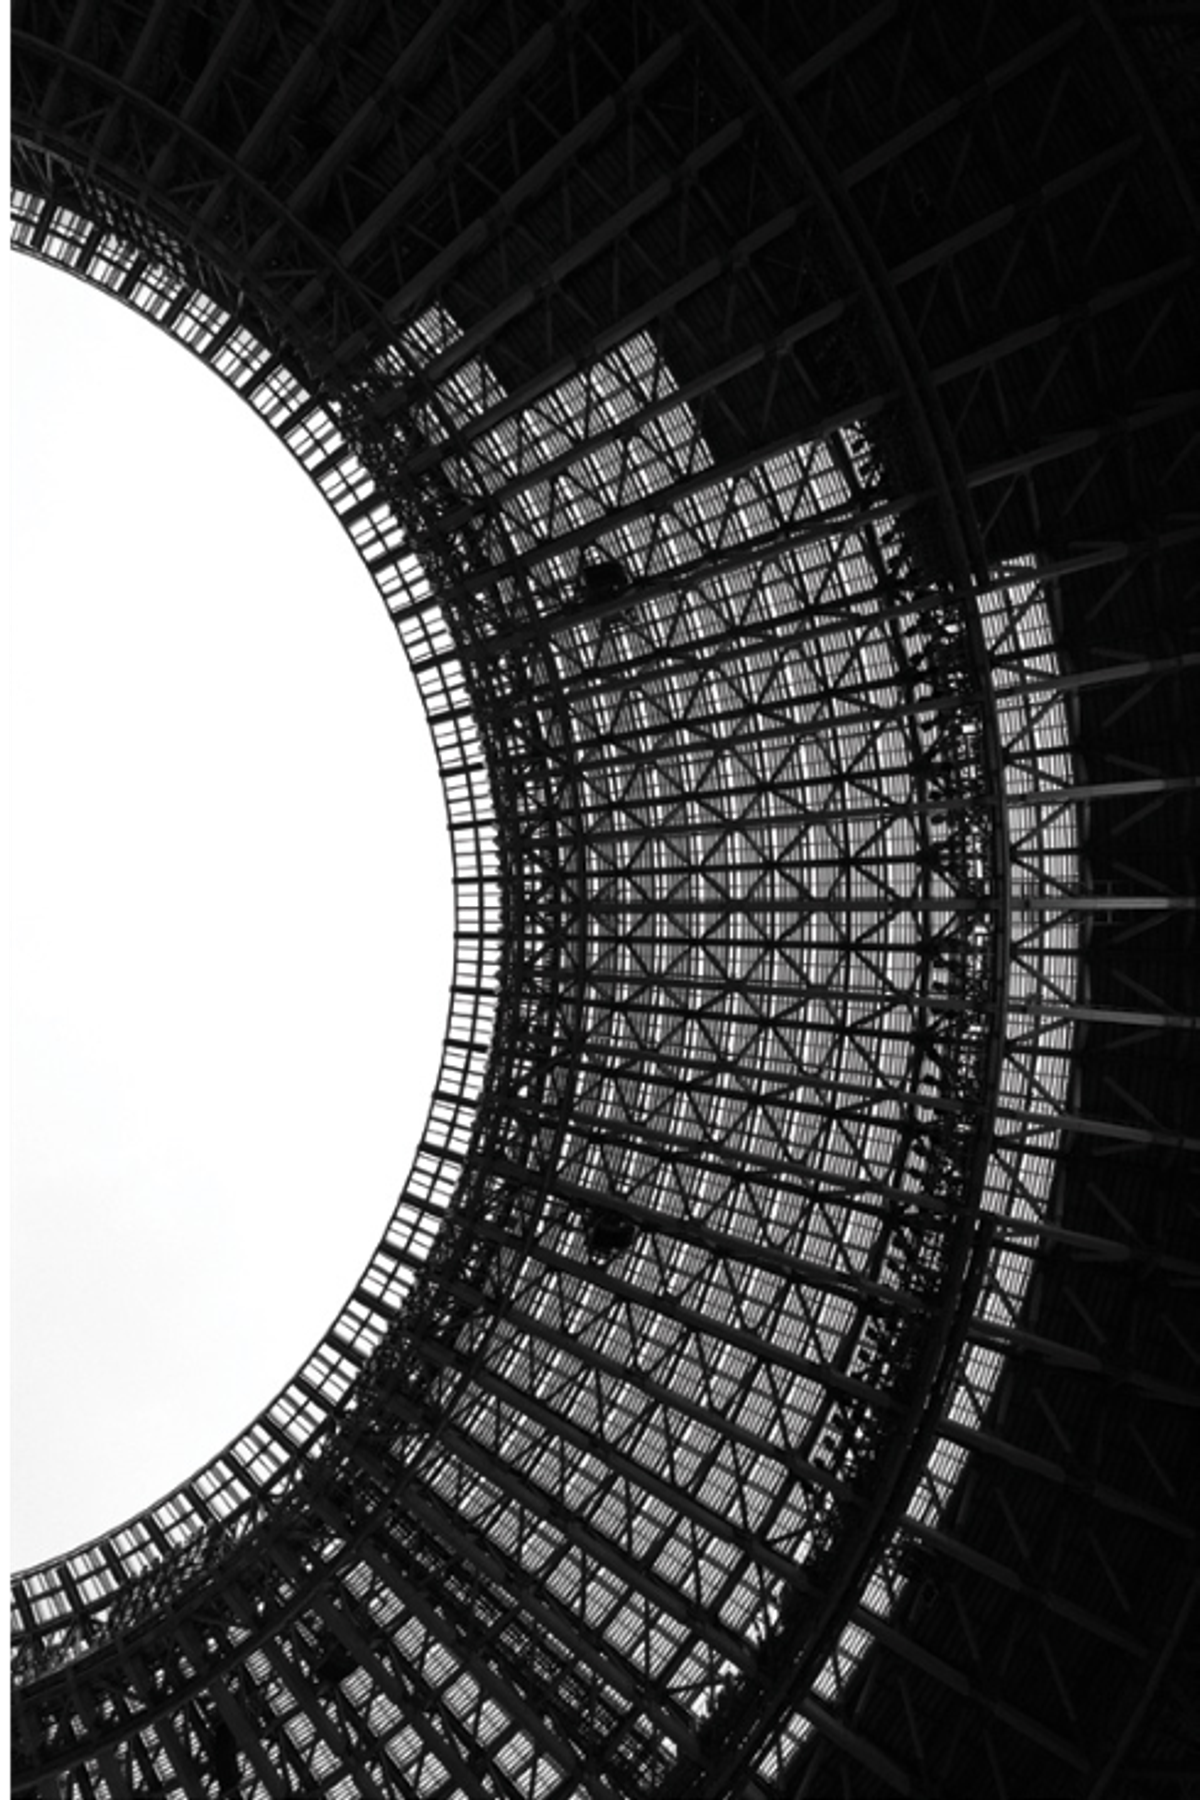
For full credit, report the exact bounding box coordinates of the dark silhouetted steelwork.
[11,3,1198,1795]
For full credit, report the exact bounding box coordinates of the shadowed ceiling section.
[10,3,1199,1796]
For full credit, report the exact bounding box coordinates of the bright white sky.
[9,253,453,1570]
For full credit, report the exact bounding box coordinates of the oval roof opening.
[10,254,453,1567]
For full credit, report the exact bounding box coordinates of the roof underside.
[10,3,1200,1797]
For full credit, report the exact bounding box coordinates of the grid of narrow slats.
[10,1,1199,1794]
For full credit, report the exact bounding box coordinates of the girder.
[11,1,1199,1796]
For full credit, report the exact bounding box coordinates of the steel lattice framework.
[10,3,1199,1797]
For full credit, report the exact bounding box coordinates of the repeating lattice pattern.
[11,3,1199,1796]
